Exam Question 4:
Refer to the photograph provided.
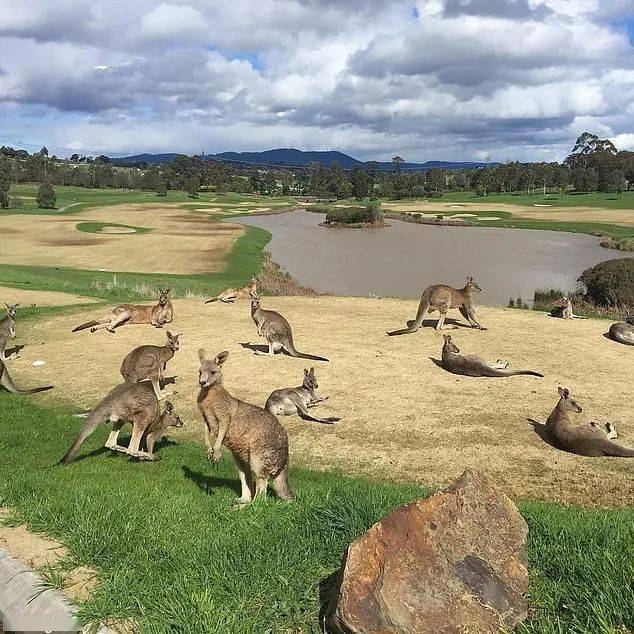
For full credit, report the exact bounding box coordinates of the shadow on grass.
[387,317,469,336]
[239,341,299,357]
[181,465,241,496]
[527,418,559,450]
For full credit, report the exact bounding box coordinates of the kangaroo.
[265,367,340,424]
[387,276,486,335]
[72,288,173,333]
[140,401,184,460]
[205,276,258,304]
[197,349,294,506]
[440,335,543,377]
[608,316,634,345]
[59,382,182,464]
[120,331,181,400]
[250,293,328,361]
[550,297,573,319]
[0,359,53,394]
[545,387,634,457]
[0,303,19,361]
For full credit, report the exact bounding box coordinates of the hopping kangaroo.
[608,316,634,345]
[205,276,258,304]
[0,303,19,361]
[265,367,340,424]
[440,335,543,377]
[545,387,634,457]
[59,382,182,464]
[250,293,328,361]
[387,276,486,335]
[197,349,294,506]
[73,288,173,333]
[120,331,181,400]
[0,359,53,394]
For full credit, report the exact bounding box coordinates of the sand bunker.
[100,226,136,234]
[449,213,478,218]
[477,216,502,221]
[534,204,552,207]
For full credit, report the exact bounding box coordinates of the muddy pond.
[238,210,630,306]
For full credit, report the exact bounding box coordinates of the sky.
[0,0,633,163]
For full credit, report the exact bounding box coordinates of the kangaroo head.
[4,303,19,317]
[303,367,317,390]
[158,288,171,305]
[162,401,183,428]
[250,275,259,287]
[442,334,460,353]
[250,291,261,310]
[166,331,181,352]
[557,387,582,413]
[198,348,228,388]
[625,315,634,325]
[465,276,482,293]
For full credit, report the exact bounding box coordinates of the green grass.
[75,222,152,234]
[0,392,631,633]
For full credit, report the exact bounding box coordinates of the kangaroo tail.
[289,349,329,362]
[204,297,219,304]
[387,289,430,336]
[500,369,544,377]
[72,320,100,332]
[0,364,53,394]
[602,441,634,458]
[59,405,108,465]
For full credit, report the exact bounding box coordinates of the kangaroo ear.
[309,367,315,375]
[14,303,19,308]
[4,303,8,309]
[164,401,174,413]
[304,368,309,376]
[558,387,569,399]
[215,350,229,365]
[166,331,173,337]
[198,348,206,362]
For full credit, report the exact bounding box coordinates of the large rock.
[326,469,529,633]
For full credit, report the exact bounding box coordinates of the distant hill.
[113,148,492,171]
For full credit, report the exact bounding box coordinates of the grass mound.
[76,221,152,234]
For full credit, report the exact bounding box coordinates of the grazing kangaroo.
[120,331,181,400]
[59,382,182,464]
[545,387,634,457]
[387,276,486,335]
[197,349,294,506]
[608,316,634,345]
[72,288,173,333]
[0,303,19,361]
[265,367,340,424]
[140,401,184,459]
[0,359,53,394]
[440,335,543,377]
[205,276,258,304]
[250,293,328,361]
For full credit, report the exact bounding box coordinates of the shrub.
[578,258,634,309]
[0,190,8,209]
[426,190,443,198]
[155,182,167,197]
[10,196,23,208]
[36,181,56,208]
[325,202,383,225]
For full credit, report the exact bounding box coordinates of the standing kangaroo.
[0,303,19,361]
[250,293,328,361]
[265,367,340,424]
[205,276,258,304]
[59,382,182,464]
[440,335,543,377]
[197,349,294,506]
[120,331,181,400]
[608,316,634,345]
[0,359,53,394]
[545,387,634,457]
[72,288,173,333]
[387,276,486,335]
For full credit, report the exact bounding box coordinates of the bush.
[0,190,8,209]
[426,190,443,198]
[325,202,383,225]
[155,182,167,197]
[36,181,56,208]
[578,258,634,309]
[10,196,23,208]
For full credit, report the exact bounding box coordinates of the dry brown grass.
[19,297,633,507]
[381,200,634,225]
[0,286,97,306]
[0,203,244,275]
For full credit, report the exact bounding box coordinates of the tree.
[183,176,199,198]
[392,156,405,173]
[155,181,167,197]
[0,161,11,209]
[351,167,370,200]
[608,170,627,197]
[39,146,49,157]
[70,153,79,162]
[36,181,56,208]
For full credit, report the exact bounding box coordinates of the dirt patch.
[100,226,136,234]
[0,203,244,275]
[24,297,634,507]
[0,286,97,306]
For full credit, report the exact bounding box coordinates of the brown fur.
[197,349,294,506]
[608,317,634,345]
[120,331,181,400]
[72,288,173,333]
[545,387,634,457]
[205,276,258,304]
[387,276,486,335]
[0,303,19,361]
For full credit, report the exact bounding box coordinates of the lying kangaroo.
[205,275,258,304]
[545,387,634,457]
[265,367,340,424]
[250,293,328,361]
[0,359,53,394]
[59,382,181,464]
[0,303,19,361]
[197,349,294,506]
[550,297,573,319]
[608,316,634,345]
[440,335,543,377]
[120,331,181,400]
[388,276,486,335]
[72,288,173,333]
